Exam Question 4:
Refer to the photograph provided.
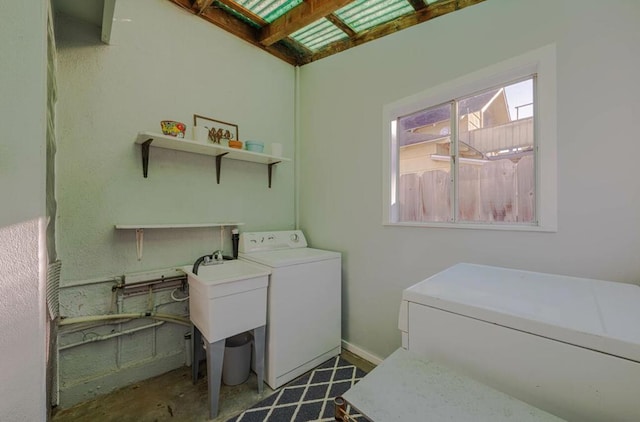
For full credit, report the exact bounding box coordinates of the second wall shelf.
[115,222,244,260]
[135,132,291,187]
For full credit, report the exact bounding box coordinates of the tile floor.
[51,350,375,422]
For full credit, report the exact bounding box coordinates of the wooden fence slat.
[420,170,450,222]
[458,164,480,221]
[516,154,535,222]
[479,159,516,222]
[399,173,422,221]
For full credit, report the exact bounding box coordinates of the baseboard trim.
[341,339,383,365]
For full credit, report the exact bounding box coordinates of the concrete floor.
[52,350,375,422]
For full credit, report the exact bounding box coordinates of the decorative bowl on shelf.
[160,120,187,138]
[245,141,264,153]
[228,140,243,149]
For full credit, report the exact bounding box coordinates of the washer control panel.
[239,230,308,253]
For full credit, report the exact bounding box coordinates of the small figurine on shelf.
[160,120,186,138]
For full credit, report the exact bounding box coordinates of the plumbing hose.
[59,312,191,327]
[171,288,189,302]
[153,316,191,327]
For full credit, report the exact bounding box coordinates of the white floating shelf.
[136,132,289,164]
[115,222,243,260]
[115,222,244,230]
[135,132,290,187]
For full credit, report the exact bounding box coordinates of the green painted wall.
[54,0,295,406]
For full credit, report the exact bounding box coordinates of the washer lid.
[240,247,340,267]
[402,263,640,363]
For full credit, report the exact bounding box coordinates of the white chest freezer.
[398,263,640,422]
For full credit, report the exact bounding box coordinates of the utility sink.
[183,260,271,343]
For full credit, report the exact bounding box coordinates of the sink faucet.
[211,250,224,263]
[202,250,224,266]
[192,250,225,275]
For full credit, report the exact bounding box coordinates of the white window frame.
[382,44,557,232]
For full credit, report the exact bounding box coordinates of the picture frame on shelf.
[193,114,239,144]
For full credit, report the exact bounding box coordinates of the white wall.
[298,0,640,359]
[54,0,295,405]
[0,1,48,421]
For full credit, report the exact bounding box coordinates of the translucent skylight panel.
[234,0,303,23]
[290,18,348,51]
[335,0,414,32]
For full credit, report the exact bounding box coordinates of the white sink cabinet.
[183,260,270,418]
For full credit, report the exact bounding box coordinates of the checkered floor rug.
[227,357,369,421]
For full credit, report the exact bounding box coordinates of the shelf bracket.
[135,228,144,260]
[141,139,153,178]
[268,162,281,188]
[215,152,229,184]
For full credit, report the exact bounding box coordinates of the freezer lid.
[402,263,640,363]
[239,247,340,267]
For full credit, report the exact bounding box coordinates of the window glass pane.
[397,103,452,222]
[457,78,535,223]
[385,45,556,230]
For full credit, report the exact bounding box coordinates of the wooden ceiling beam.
[194,0,216,15]
[407,0,427,12]
[325,13,356,38]
[280,37,314,58]
[259,0,353,47]
[168,0,299,65]
[302,0,485,65]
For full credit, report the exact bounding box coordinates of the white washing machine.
[239,230,341,389]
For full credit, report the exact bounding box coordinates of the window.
[383,45,557,231]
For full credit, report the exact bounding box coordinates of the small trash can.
[223,332,252,386]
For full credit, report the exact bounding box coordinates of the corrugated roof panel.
[235,0,303,23]
[335,0,414,32]
[290,18,349,51]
